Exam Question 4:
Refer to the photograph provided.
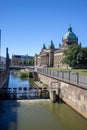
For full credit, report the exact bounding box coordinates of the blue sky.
[0,0,87,58]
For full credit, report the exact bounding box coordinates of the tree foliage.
[63,44,87,68]
[18,59,34,66]
[19,72,28,79]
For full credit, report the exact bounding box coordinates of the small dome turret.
[49,40,55,49]
[43,43,46,49]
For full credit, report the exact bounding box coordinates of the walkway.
[37,68,87,89]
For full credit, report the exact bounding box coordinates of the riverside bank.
[32,69,87,119]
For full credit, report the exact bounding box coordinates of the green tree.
[63,44,87,68]
[23,60,26,65]
[28,60,32,65]
[63,44,82,68]
[80,47,87,68]
[31,58,34,65]
[26,60,30,65]
[18,61,22,65]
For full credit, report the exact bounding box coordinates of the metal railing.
[37,68,87,89]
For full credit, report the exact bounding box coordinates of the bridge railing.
[37,67,87,88]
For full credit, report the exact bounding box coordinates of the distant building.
[1,56,6,65]
[11,54,34,65]
[34,26,78,68]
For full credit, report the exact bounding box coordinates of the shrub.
[19,72,28,79]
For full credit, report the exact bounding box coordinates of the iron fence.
[37,68,87,89]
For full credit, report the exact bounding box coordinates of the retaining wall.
[38,73,87,119]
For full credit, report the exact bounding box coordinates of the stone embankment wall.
[38,73,87,119]
[0,70,9,88]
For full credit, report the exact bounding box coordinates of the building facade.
[34,26,78,68]
[11,55,34,65]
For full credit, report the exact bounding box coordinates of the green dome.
[63,26,78,40]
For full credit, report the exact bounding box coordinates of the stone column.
[49,50,54,67]
[49,51,51,66]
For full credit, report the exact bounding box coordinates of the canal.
[0,71,87,130]
[7,71,39,99]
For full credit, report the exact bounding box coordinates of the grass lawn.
[48,68,87,76]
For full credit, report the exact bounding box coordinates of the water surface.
[0,71,87,130]
[0,100,87,130]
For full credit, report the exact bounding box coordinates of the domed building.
[54,26,78,68]
[34,26,78,68]
[62,26,78,47]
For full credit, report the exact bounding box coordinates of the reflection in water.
[8,71,30,89]
[0,71,87,130]
[0,100,87,130]
[0,71,49,99]
[48,103,87,130]
[17,100,87,130]
[7,71,39,99]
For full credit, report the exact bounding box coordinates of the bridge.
[10,65,34,70]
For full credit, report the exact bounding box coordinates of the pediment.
[39,48,49,55]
